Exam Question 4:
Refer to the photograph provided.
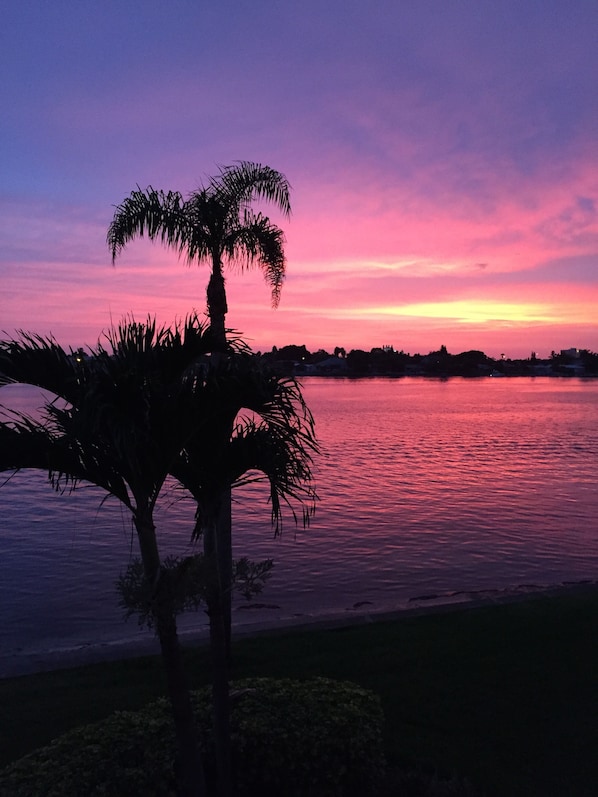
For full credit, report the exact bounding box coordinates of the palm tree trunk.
[135,515,207,797]
[207,582,233,797]
[155,601,208,797]
[205,262,234,663]
[217,485,233,663]
[203,511,233,797]
[206,259,228,350]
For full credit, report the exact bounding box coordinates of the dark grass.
[1,588,597,797]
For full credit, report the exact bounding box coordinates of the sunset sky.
[2,1,597,359]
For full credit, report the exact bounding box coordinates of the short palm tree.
[0,316,317,797]
[171,352,317,796]
[0,319,214,797]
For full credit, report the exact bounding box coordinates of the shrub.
[223,677,386,796]
[0,677,385,796]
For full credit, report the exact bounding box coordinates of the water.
[1,377,596,675]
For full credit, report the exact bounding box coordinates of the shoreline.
[2,579,596,681]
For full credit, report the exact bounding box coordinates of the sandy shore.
[2,580,596,680]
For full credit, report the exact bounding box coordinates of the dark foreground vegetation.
[0,678,385,796]
[1,587,597,797]
[262,344,598,378]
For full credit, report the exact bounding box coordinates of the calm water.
[1,377,597,674]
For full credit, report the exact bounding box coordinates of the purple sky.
[2,1,597,358]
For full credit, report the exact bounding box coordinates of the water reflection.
[1,377,596,663]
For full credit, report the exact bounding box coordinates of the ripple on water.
[1,377,597,663]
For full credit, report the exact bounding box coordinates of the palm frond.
[107,186,190,262]
[211,161,291,218]
[0,415,54,473]
[228,420,318,534]
[0,332,83,402]
[225,211,286,306]
[0,315,228,512]
[170,353,318,538]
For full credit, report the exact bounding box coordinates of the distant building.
[313,356,348,374]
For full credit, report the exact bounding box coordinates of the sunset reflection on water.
[1,376,596,663]
[230,377,597,611]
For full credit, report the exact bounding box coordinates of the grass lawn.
[1,587,597,796]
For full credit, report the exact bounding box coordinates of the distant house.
[530,363,552,376]
[561,362,586,376]
[313,356,348,374]
[558,348,585,376]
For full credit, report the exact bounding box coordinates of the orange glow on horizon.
[346,299,592,326]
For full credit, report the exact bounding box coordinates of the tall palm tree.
[107,161,292,655]
[107,161,291,347]
[0,316,317,797]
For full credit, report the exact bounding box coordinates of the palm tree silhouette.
[0,319,212,796]
[107,161,291,348]
[107,162,292,654]
[0,315,316,797]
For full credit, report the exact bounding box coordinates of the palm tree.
[171,353,318,795]
[0,316,317,797]
[107,161,292,655]
[107,161,291,348]
[0,319,214,797]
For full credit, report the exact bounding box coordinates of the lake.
[1,376,596,675]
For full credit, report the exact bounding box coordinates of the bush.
[224,678,386,796]
[0,677,385,796]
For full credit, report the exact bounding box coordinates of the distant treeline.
[260,344,598,377]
